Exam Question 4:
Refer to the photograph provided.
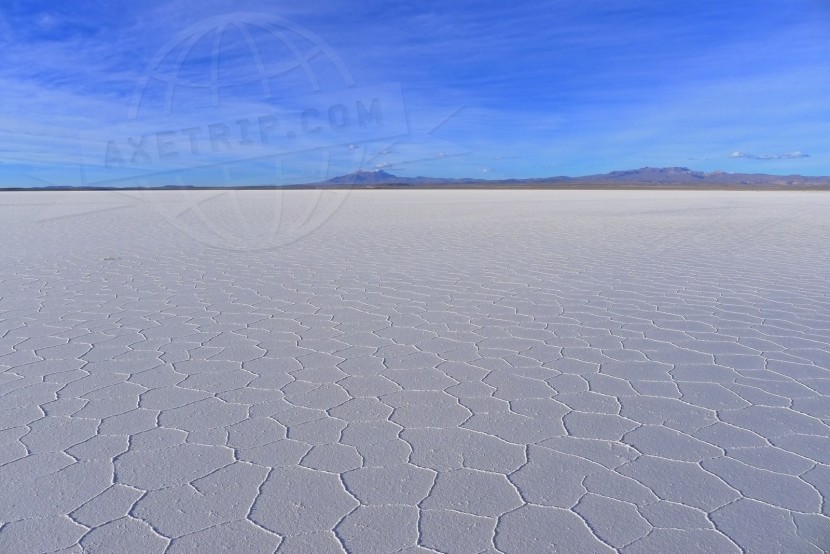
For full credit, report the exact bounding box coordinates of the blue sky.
[1,0,829,186]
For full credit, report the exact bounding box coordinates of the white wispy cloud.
[730,151,810,160]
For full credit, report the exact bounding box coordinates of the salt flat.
[1,189,829,553]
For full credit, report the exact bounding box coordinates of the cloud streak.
[730,151,810,160]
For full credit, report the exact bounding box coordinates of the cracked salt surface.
[0,189,829,553]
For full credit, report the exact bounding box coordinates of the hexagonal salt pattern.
[0,189,829,553]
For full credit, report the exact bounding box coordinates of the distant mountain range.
[6,167,830,190]
[320,167,830,188]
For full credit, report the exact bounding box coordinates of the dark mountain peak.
[324,169,402,185]
[592,166,706,182]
